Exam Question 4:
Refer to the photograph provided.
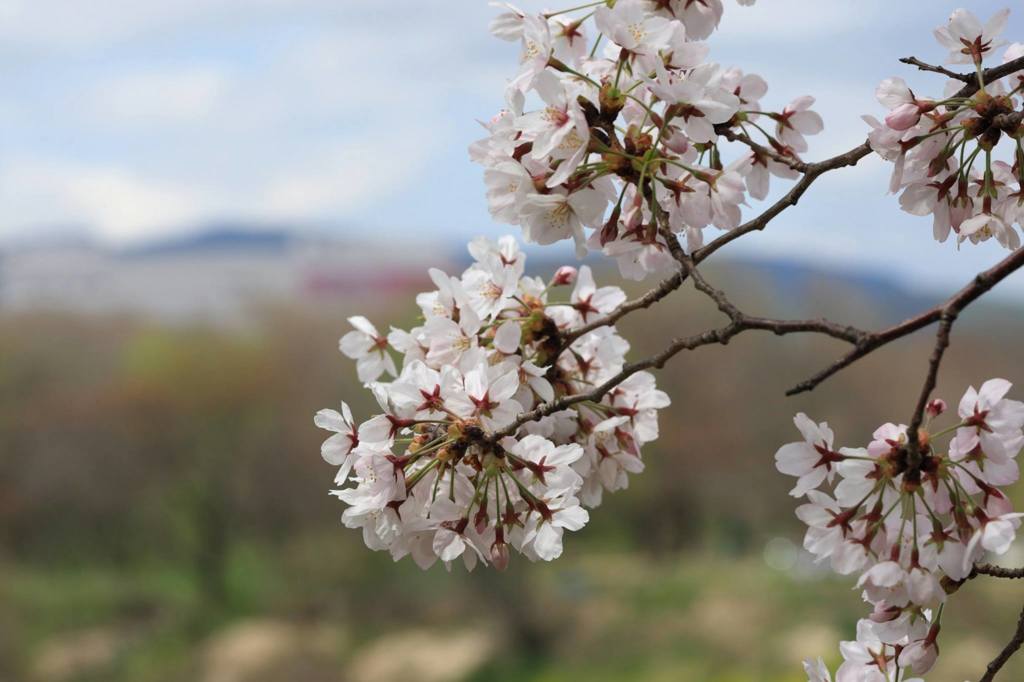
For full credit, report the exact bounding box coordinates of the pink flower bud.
[490,540,510,571]
[926,398,947,418]
[885,102,922,131]
[552,266,577,286]
[663,128,690,155]
[898,639,938,676]
[474,506,489,535]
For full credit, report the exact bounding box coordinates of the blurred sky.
[2,0,1024,297]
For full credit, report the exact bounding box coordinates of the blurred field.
[2,261,1023,682]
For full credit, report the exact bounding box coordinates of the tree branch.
[692,141,873,264]
[956,55,1024,99]
[976,565,1024,580]
[905,312,955,454]
[787,246,1024,396]
[718,127,809,173]
[899,56,971,82]
[556,136,872,347]
[488,323,737,443]
[674,246,866,345]
[487,256,870,443]
[556,270,684,351]
[980,602,1024,682]
[500,55,1024,444]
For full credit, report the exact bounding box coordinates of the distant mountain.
[728,256,936,320]
[121,226,296,258]
[512,245,933,320]
[0,226,457,324]
[2,225,1014,326]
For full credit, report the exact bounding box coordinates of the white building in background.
[0,230,454,324]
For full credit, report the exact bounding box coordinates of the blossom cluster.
[473,0,825,281]
[316,236,668,570]
[777,379,1024,680]
[867,8,1024,250]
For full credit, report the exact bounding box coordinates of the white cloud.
[0,0,295,50]
[87,66,228,124]
[261,123,445,219]
[0,114,448,242]
[715,0,880,43]
[0,159,214,242]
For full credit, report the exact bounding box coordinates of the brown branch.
[899,56,971,83]
[488,323,736,443]
[905,312,955,455]
[488,254,872,443]
[788,246,1024,396]
[556,270,684,351]
[674,247,866,345]
[693,56,1024,273]
[955,55,1024,99]
[489,304,869,444]
[493,142,874,443]
[499,55,1024,442]
[980,602,1024,682]
[555,136,871,346]
[977,565,1024,580]
[719,128,809,173]
[692,141,873,264]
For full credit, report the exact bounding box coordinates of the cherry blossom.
[778,378,1024,678]
[339,316,397,383]
[314,402,360,482]
[470,0,825,279]
[775,96,825,154]
[933,8,1010,65]
[802,657,831,682]
[594,0,674,58]
[317,236,668,570]
[775,413,843,497]
[868,7,1024,251]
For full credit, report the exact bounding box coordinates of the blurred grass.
[4,539,1023,681]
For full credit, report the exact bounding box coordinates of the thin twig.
[899,56,971,82]
[557,270,683,351]
[670,242,865,345]
[489,231,875,443]
[718,128,809,173]
[905,312,955,456]
[788,246,1024,396]
[692,141,873,263]
[488,324,736,442]
[980,602,1024,682]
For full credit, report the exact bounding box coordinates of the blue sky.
[2,0,1023,297]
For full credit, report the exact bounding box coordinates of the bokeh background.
[3,1,1024,681]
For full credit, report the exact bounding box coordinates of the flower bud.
[490,528,510,571]
[599,81,626,119]
[885,102,922,131]
[663,128,690,155]
[926,398,947,418]
[898,639,938,676]
[474,505,489,535]
[552,266,577,286]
